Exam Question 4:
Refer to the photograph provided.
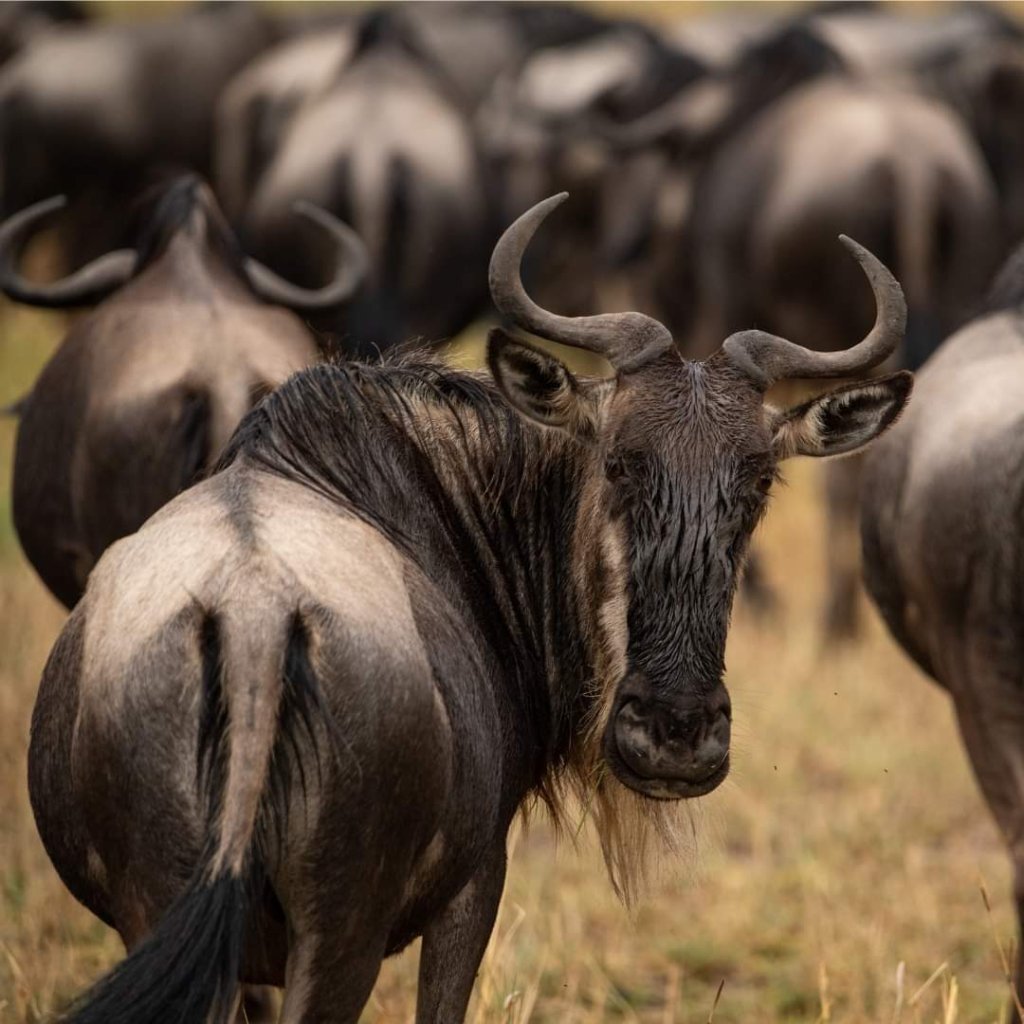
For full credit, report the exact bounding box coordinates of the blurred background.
[2,1,1024,1020]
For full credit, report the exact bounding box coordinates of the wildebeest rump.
[29,195,910,1023]
[804,3,1024,252]
[240,10,491,354]
[214,24,358,225]
[2,175,366,608]
[862,245,1024,1009]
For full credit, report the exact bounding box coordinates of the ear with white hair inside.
[487,327,609,439]
[769,371,913,459]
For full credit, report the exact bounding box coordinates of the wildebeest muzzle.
[604,674,731,800]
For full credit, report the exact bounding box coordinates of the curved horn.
[721,235,907,388]
[244,201,368,312]
[0,197,135,309]
[488,192,674,373]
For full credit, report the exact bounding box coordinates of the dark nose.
[612,685,731,787]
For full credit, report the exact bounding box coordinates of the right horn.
[0,197,136,308]
[721,235,907,388]
[243,202,368,312]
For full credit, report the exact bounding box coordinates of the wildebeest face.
[487,192,912,801]
[597,360,768,798]
[489,331,912,800]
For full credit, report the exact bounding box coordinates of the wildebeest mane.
[218,348,519,556]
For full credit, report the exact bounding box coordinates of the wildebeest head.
[0,174,367,311]
[488,194,912,801]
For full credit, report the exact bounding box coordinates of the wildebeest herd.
[4,1,1024,1020]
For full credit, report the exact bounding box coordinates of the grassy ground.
[0,304,1017,1024]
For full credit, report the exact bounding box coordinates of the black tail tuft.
[63,869,247,1024]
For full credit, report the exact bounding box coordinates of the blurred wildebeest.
[214,1,605,225]
[239,9,491,354]
[609,21,998,633]
[2,175,366,608]
[0,0,86,66]
[805,3,1024,252]
[476,17,706,317]
[862,244,1024,1014]
[0,4,279,263]
[29,195,910,1023]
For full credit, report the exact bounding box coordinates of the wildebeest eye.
[605,455,628,483]
[757,470,775,494]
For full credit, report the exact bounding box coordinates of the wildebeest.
[862,245,1024,1011]
[239,10,491,354]
[29,195,910,1023]
[0,4,279,262]
[606,23,997,633]
[2,175,366,609]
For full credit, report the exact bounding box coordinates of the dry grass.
[0,306,1016,1023]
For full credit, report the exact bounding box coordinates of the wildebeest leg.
[946,649,1024,1021]
[822,454,866,639]
[415,843,507,1024]
[278,936,385,1024]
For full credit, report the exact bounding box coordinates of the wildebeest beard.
[217,346,724,899]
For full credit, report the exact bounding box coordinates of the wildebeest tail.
[64,602,332,1024]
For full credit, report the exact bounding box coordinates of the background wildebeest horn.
[489,192,674,373]
[721,236,907,387]
[243,201,369,312]
[0,196,136,308]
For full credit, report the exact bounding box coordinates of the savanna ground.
[0,292,1017,1024]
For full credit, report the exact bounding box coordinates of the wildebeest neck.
[220,354,612,790]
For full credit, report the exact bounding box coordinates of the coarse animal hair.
[220,343,683,900]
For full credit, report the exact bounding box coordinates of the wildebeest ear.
[770,371,913,459]
[487,327,604,437]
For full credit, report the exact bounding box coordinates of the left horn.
[721,235,906,387]
[244,202,368,312]
[489,192,674,373]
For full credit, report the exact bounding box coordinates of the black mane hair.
[218,348,520,556]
